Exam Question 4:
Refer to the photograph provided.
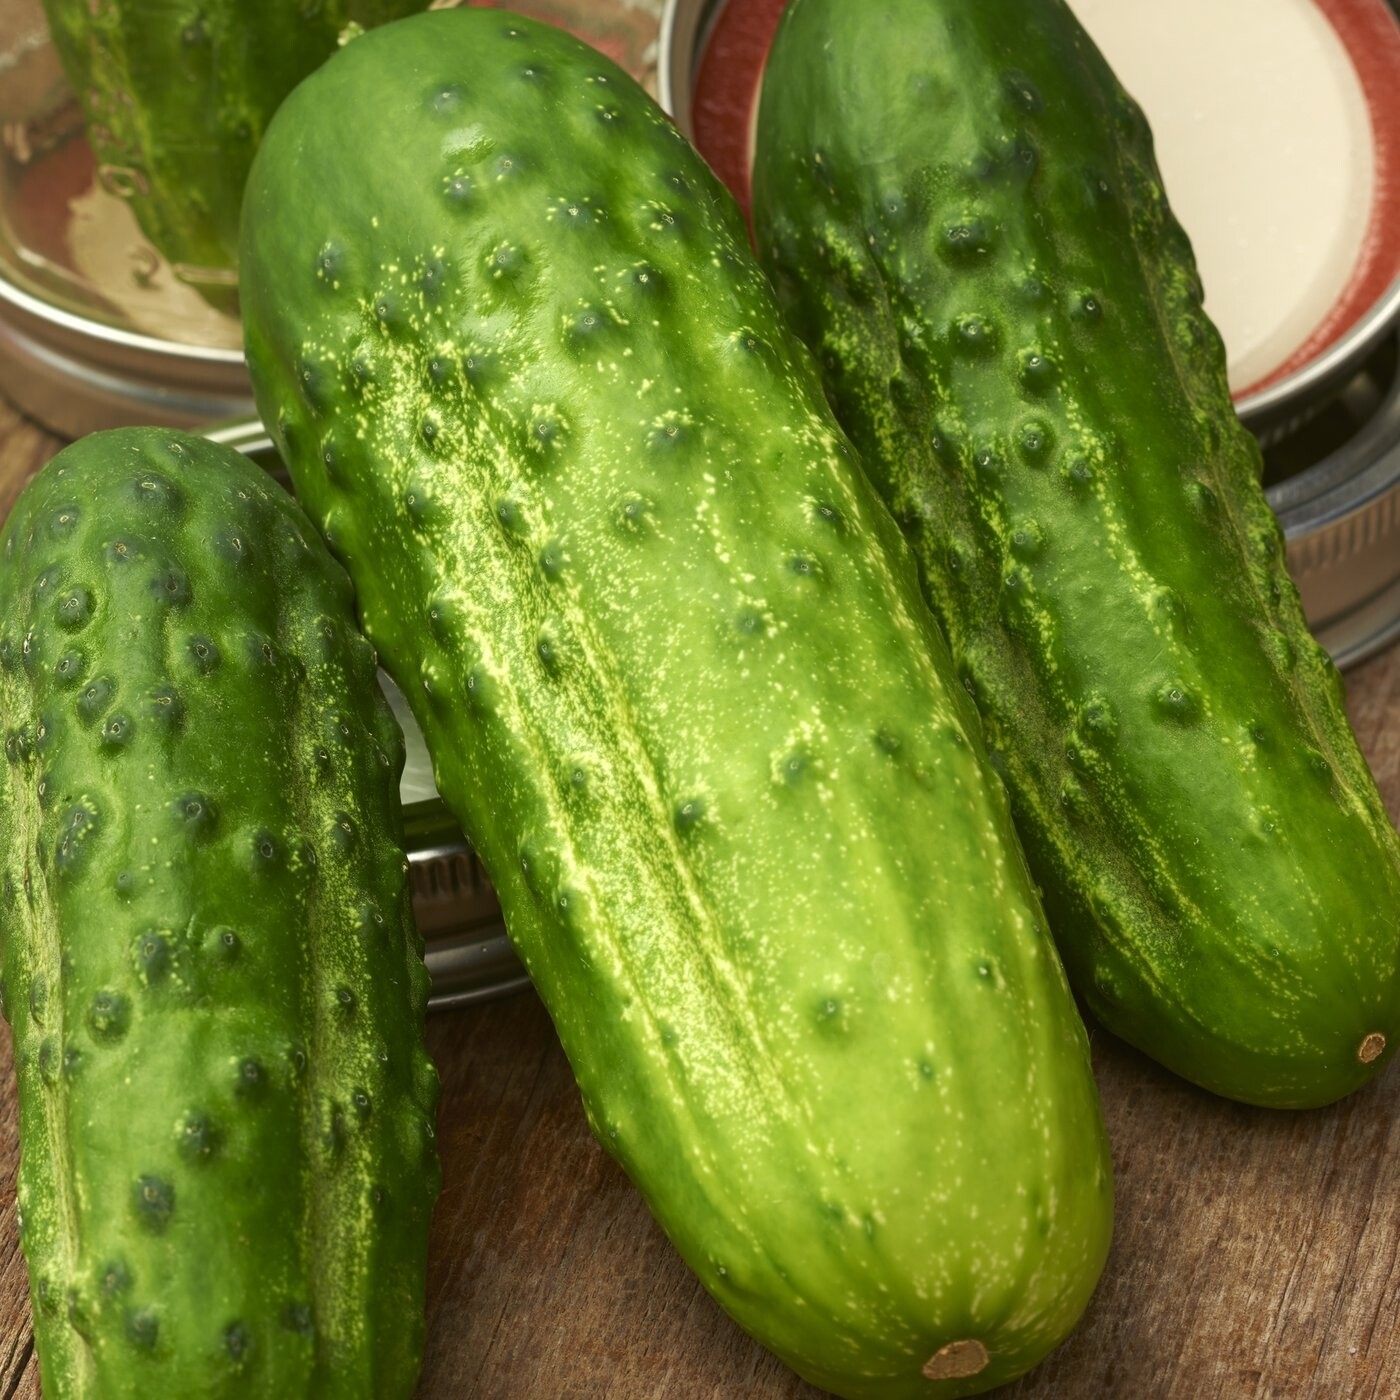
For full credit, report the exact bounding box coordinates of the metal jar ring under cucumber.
[204,418,524,1011]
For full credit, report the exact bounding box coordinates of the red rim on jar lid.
[661,0,1400,427]
[659,0,1400,668]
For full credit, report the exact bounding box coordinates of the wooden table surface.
[0,382,1396,1399]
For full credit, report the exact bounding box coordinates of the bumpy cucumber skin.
[0,429,439,1397]
[42,0,422,301]
[241,12,1112,1398]
[751,0,1400,1109]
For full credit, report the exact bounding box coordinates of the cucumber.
[240,12,1111,1397]
[42,0,423,307]
[751,0,1400,1108]
[0,429,439,1397]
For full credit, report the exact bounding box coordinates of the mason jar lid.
[658,0,1400,666]
[0,0,666,439]
[659,0,1400,430]
[0,0,253,435]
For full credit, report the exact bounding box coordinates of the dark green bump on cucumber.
[753,0,1400,1107]
[0,428,439,1397]
[40,0,425,306]
[242,12,1111,1398]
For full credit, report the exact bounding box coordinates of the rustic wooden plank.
[0,400,54,524]
[419,995,811,1400]
[0,406,1396,1398]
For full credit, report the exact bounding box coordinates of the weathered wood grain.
[0,396,1396,1398]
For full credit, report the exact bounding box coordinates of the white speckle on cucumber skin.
[755,0,1400,1121]
[242,7,1111,1386]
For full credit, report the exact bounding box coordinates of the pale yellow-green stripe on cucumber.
[240,10,1112,1398]
[0,428,439,1397]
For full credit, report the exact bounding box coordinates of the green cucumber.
[41,0,423,307]
[0,428,439,1397]
[241,12,1111,1398]
[751,0,1400,1108]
